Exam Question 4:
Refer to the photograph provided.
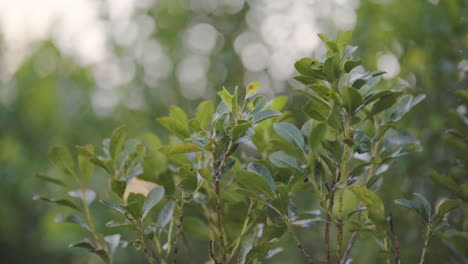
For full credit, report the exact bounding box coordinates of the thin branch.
[325,188,336,264]
[341,232,358,264]
[209,240,220,264]
[336,190,344,264]
[288,221,315,264]
[172,193,185,264]
[389,213,401,264]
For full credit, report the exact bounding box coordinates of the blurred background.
[0,0,466,263]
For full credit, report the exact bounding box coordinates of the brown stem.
[341,232,358,264]
[137,227,161,264]
[389,213,401,264]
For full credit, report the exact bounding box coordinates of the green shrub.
[34,32,462,264]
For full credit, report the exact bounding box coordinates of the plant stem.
[136,225,161,264]
[389,213,401,264]
[211,139,234,263]
[214,178,227,263]
[228,201,254,262]
[287,220,315,264]
[418,228,431,264]
[335,190,344,264]
[325,187,336,264]
[383,231,391,264]
[341,231,358,264]
[172,194,185,264]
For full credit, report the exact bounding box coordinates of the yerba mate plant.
[34,32,463,264]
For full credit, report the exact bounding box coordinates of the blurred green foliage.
[0,0,466,263]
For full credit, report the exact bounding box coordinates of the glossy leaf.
[49,146,76,177]
[269,151,304,174]
[110,126,127,162]
[302,95,332,121]
[157,201,175,228]
[237,170,276,199]
[142,186,165,220]
[196,100,215,130]
[35,173,66,187]
[274,122,305,152]
[253,110,281,123]
[349,185,386,227]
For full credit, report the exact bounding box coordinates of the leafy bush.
[34,32,463,264]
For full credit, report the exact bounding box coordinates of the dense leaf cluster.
[34,32,462,264]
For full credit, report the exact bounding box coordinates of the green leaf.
[247,162,276,192]
[106,220,133,228]
[160,143,199,154]
[89,156,113,175]
[33,195,80,211]
[353,132,371,154]
[369,92,402,116]
[69,238,96,251]
[100,200,126,215]
[111,180,127,199]
[196,100,215,130]
[434,200,459,223]
[69,239,110,263]
[237,170,276,199]
[232,121,253,142]
[124,193,145,219]
[169,105,188,125]
[413,193,432,219]
[341,86,363,114]
[274,122,305,152]
[294,75,317,85]
[55,214,91,232]
[35,173,66,187]
[250,96,266,114]
[394,199,426,222]
[158,117,191,140]
[268,95,289,112]
[110,125,127,162]
[157,201,175,228]
[322,140,343,162]
[322,56,335,80]
[253,110,281,123]
[198,168,212,181]
[142,186,165,220]
[294,58,322,77]
[337,30,353,49]
[76,145,94,180]
[308,122,327,151]
[246,82,260,99]
[344,59,361,73]
[49,146,76,177]
[327,104,344,132]
[217,88,233,111]
[302,95,332,121]
[238,231,254,264]
[232,87,239,115]
[269,151,304,174]
[349,185,386,228]
[307,83,334,101]
[183,216,209,240]
[245,239,279,263]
